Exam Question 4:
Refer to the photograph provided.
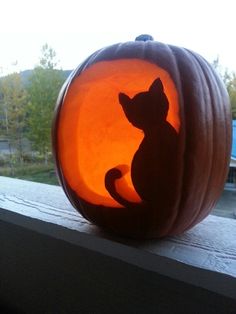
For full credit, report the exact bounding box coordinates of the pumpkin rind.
[52,39,231,239]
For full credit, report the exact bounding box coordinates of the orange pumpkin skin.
[52,37,232,239]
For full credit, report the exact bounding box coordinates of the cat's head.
[119,78,169,129]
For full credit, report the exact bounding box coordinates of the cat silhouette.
[105,78,178,207]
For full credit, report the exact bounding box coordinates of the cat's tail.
[105,167,143,208]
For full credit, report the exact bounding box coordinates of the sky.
[1,0,236,76]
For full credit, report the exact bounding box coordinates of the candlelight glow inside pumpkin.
[57,59,180,207]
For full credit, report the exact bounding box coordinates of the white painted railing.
[0,177,236,313]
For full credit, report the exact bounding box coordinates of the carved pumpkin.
[52,35,232,239]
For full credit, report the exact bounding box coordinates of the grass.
[0,163,59,185]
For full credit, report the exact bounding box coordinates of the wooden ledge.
[0,176,236,313]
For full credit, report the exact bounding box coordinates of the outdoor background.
[0,0,235,216]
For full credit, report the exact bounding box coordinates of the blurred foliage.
[212,58,236,119]
[0,72,27,168]
[26,44,65,160]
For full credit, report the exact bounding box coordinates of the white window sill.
[0,176,236,313]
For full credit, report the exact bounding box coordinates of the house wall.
[230,158,236,168]
[225,120,235,187]
[0,138,31,155]
[0,139,10,154]
[232,120,236,159]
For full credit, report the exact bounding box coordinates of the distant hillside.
[19,69,73,86]
[19,70,33,85]
[0,69,73,86]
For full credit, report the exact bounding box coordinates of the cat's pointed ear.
[149,78,164,94]
[119,93,131,106]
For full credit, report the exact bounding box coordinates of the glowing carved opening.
[57,59,180,207]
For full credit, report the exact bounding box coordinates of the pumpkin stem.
[135,34,154,42]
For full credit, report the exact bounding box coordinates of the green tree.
[0,73,27,167]
[226,73,236,119]
[212,58,236,119]
[26,44,65,162]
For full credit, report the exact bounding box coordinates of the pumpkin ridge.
[167,47,211,234]
[198,53,230,221]
[185,51,217,228]
[164,47,195,234]
[183,49,214,230]
[186,51,231,228]
[154,44,186,236]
